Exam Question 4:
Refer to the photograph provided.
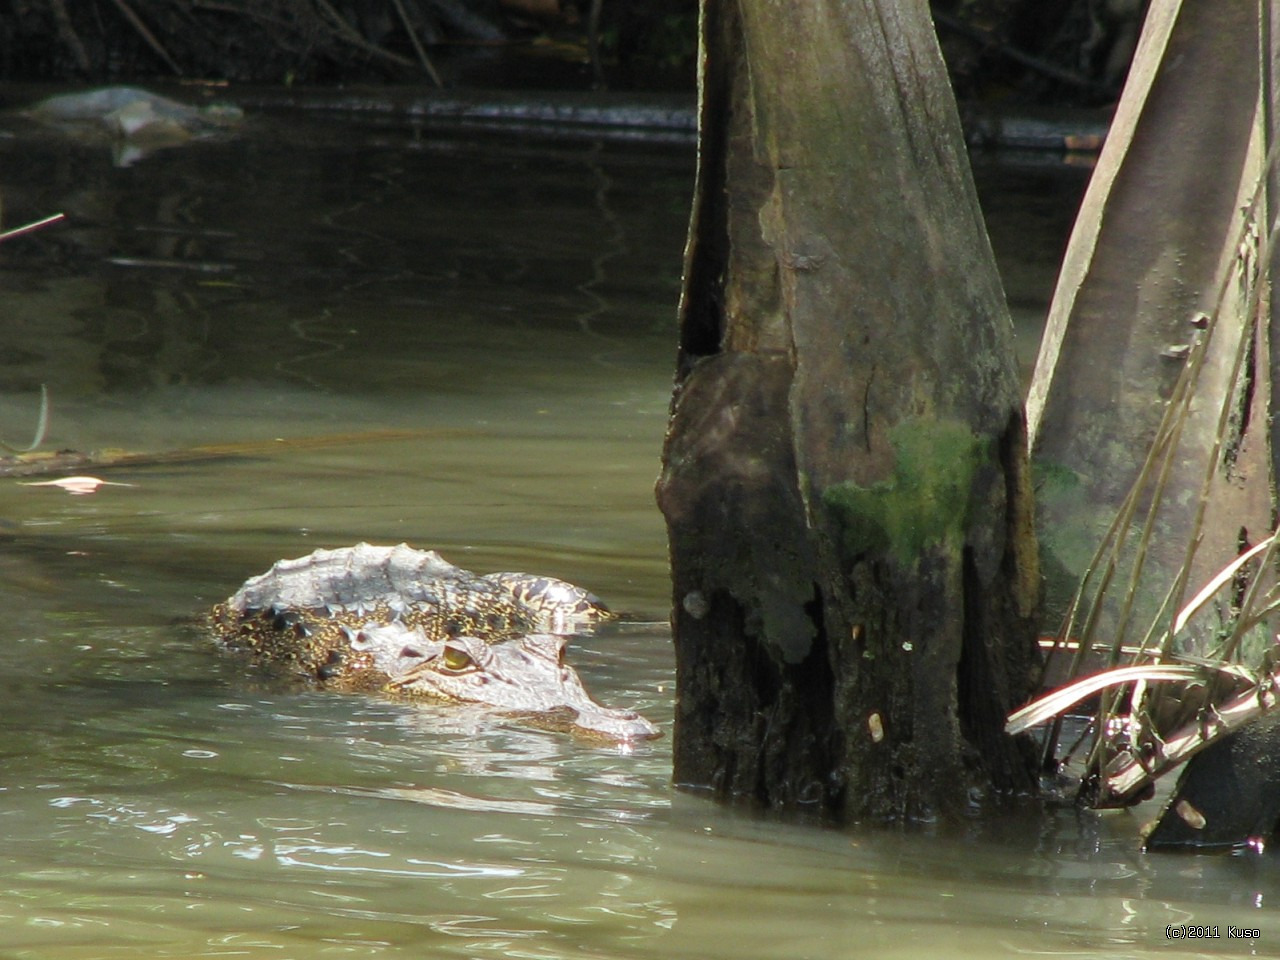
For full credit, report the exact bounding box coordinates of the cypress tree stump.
[657,0,1041,821]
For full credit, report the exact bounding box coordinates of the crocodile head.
[346,621,660,741]
[211,544,661,743]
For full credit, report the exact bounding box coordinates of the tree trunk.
[656,0,1041,821]
[1027,1,1273,637]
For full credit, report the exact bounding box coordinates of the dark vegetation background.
[3,0,1143,103]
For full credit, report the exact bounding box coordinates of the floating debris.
[19,476,134,496]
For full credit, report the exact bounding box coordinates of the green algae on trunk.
[822,420,988,564]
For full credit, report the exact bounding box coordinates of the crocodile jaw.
[353,625,660,742]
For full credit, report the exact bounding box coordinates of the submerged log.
[656,0,1041,821]
[1144,712,1280,852]
[0,429,457,478]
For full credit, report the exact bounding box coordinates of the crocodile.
[209,543,659,741]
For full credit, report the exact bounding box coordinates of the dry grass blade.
[1007,663,1206,735]
[107,0,182,74]
[314,0,416,69]
[1104,664,1280,803]
[1172,535,1276,634]
[387,0,443,86]
[48,0,90,72]
[0,385,49,455]
[1035,135,1280,791]
[0,213,66,244]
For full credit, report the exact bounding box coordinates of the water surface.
[0,97,1275,959]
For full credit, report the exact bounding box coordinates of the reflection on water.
[0,97,1277,959]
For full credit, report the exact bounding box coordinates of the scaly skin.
[209,543,659,741]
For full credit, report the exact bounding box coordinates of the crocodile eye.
[441,645,476,672]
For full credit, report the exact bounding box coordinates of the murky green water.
[1,97,1277,959]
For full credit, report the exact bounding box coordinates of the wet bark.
[656,0,1041,822]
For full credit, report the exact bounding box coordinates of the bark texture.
[1027,2,1271,630]
[657,0,1041,821]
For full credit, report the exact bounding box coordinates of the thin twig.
[313,0,417,69]
[387,0,443,86]
[1103,663,1280,805]
[189,1,317,61]
[107,0,183,75]
[932,10,1117,97]
[0,213,66,244]
[48,0,91,72]
[588,0,605,89]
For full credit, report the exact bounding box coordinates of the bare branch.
[387,0,443,86]
[107,0,184,75]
